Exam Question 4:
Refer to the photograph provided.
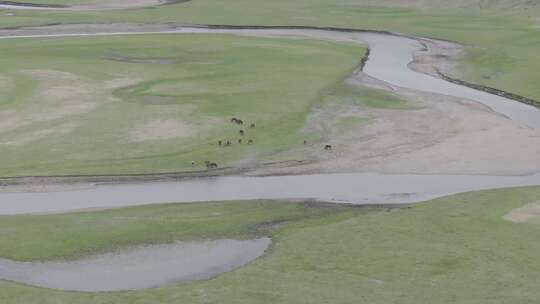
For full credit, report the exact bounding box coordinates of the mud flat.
[0,238,271,292]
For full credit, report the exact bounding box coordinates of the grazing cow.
[231,117,238,123]
[205,160,218,169]
[238,139,243,144]
[248,139,254,145]
[225,140,231,146]
[237,119,244,125]
[324,144,332,150]
[191,161,196,166]
[250,123,255,128]
[303,140,307,145]
[218,140,222,146]
[239,130,245,136]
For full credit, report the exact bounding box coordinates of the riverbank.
[2,187,540,303]
[0,24,539,187]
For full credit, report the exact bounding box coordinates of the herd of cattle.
[202,117,332,169]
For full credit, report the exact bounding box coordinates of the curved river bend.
[0,26,539,127]
[0,27,538,212]
[0,15,539,293]
[0,238,271,292]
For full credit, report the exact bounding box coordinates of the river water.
[0,238,271,291]
[1,173,540,215]
[0,26,538,126]
[0,17,539,293]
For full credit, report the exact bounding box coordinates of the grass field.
[1,0,539,101]
[1,1,538,176]
[1,2,538,303]
[1,187,540,303]
[0,34,373,176]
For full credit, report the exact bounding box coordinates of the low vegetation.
[1,0,539,101]
[0,200,354,261]
[0,34,369,176]
[1,187,540,303]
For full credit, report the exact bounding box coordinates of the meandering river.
[0,26,538,127]
[1,6,540,292]
[0,25,538,214]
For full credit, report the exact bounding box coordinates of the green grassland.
[0,34,371,176]
[320,82,411,110]
[0,200,352,261]
[1,187,540,303]
[0,1,538,177]
[1,0,539,101]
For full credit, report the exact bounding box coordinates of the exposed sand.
[253,69,540,176]
[103,76,143,89]
[409,37,465,78]
[0,121,79,146]
[0,24,538,188]
[0,74,13,91]
[129,119,197,142]
[0,70,160,146]
[503,202,540,223]
[0,70,99,145]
